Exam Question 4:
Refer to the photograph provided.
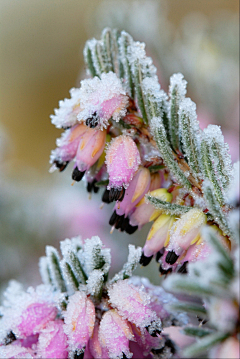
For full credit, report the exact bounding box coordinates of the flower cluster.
[0,237,187,359]
[50,29,235,280]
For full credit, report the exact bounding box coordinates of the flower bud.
[130,188,172,229]
[106,135,141,199]
[99,309,133,359]
[123,113,143,128]
[165,208,207,265]
[63,292,95,352]
[143,214,176,258]
[211,337,240,359]
[37,320,68,359]
[108,280,162,335]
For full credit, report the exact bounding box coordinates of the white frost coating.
[50,88,82,129]
[141,76,161,95]
[169,73,187,99]
[127,41,157,79]
[85,38,102,76]
[60,236,83,257]
[118,31,134,95]
[81,236,111,276]
[108,280,158,329]
[203,124,233,190]
[227,161,239,205]
[77,72,128,129]
[86,269,104,296]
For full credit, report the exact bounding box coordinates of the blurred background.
[0,0,239,294]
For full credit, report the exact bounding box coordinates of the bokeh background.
[0,0,239,295]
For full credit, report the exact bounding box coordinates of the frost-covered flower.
[51,72,128,130]
[108,280,162,336]
[141,214,176,266]
[37,320,68,359]
[63,292,95,354]
[109,167,151,234]
[106,135,141,201]
[99,309,133,359]
[50,123,107,182]
[165,208,207,265]
[130,187,172,230]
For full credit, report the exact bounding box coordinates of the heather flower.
[77,72,129,129]
[105,135,141,201]
[210,337,240,359]
[109,166,151,234]
[36,320,68,359]
[50,72,128,130]
[140,214,176,266]
[98,309,133,359]
[108,280,162,336]
[63,291,95,354]
[0,344,34,359]
[165,208,207,265]
[130,187,172,229]
[50,123,107,182]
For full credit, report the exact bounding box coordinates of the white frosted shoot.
[86,269,104,297]
[127,41,157,79]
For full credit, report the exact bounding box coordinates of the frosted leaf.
[46,246,67,293]
[77,72,128,129]
[80,236,111,276]
[127,41,157,79]
[38,257,51,286]
[203,124,233,191]
[141,76,161,96]
[111,245,141,282]
[86,269,104,297]
[169,73,187,99]
[50,88,82,129]
[85,38,103,76]
[179,98,201,177]
[118,31,134,96]
[226,161,239,206]
[60,236,83,258]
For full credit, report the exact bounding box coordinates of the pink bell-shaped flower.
[106,135,141,201]
[99,309,133,359]
[165,208,207,265]
[109,167,151,234]
[63,292,95,354]
[108,280,162,337]
[36,320,68,359]
[88,322,109,359]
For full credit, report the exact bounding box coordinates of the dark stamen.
[151,339,176,355]
[146,321,162,337]
[73,350,85,359]
[87,182,93,193]
[72,167,85,182]
[109,187,125,202]
[165,250,179,265]
[62,126,71,130]
[177,261,188,274]
[54,160,69,172]
[155,249,164,263]
[87,180,99,194]
[86,111,99,128]
[159,265,172,275]
[93,180,99,193]
[102,188,112,203]
[139,252,153,266]
[125,221,138,234]
[4,331,16,345]
[109,210,118,226]
[122,353,127,359]
[120,216,130,232]
[115,214,125,230]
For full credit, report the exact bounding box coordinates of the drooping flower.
[109,166,151,234]
[165,208,207,265]
[130,187,172,230]
[105,135,141,201]
[50,123,107,182]
[140,214,176,266]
